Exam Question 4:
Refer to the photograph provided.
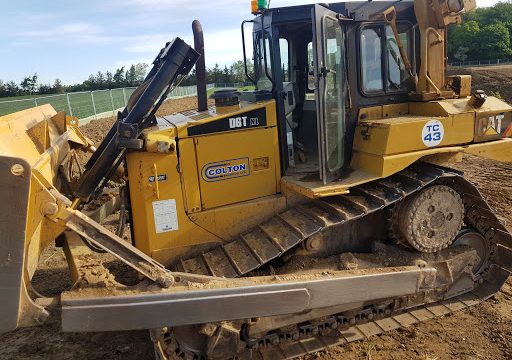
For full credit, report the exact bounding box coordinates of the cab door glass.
[280,38,290,82]
[307,42,315,91]
[255,33,273,90]
[323,16,346,173]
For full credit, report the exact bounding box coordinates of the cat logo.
[475,113,512,141]
[479,114,504,136]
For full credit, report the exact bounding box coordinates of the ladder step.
[223,240,261,275]
[202,247,238,278]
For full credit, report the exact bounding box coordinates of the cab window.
[255,33,273,91]
[360,23,413,94]
[361,28,383,92]
[307,42,315,91]
[280,38,290,82]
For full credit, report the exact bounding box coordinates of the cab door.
[312,5,346,183]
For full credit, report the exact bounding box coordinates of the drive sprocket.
[392,185,464,253]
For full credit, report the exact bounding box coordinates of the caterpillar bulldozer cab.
[1,1,512,359]
[245,0,511,196]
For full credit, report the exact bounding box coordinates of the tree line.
[0,60,254,99]
[180,60,254,86]
[0,63,149,98]
[449,1,512,62]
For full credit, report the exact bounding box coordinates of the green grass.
[0,88,136,118]
[0,93,51,101]
[0,85,256,119]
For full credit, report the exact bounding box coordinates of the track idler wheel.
[453,229,491,275]
[159,324,243,360]
[393,185,464,253]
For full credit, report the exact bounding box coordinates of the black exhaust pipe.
[193,20,208,112]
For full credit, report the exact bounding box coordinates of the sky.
[0,0,503,85]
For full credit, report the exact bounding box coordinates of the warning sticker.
[152,199,179,233]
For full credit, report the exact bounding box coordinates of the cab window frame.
[357,21,414,97]
[279,37,290,83]
[254,30,275,91]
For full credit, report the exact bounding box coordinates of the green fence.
[0,83,251,120]
[0,88,138,119]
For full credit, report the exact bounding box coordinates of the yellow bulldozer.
[1,0,511,358]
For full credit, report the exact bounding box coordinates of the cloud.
[119,28,253,67]
[124,0,204,10]
[121,34,170,53]
[19,22,102,38]
[124,0,238,12]
[23,13,57,24]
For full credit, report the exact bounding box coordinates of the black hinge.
[320,66,330,78]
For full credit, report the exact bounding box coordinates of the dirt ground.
[448,65,512,104]
[0,85,511,359]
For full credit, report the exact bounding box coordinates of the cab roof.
[257,1,416,24]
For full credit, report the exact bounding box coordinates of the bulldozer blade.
[60,266,434,332]
[0,105,90,332]
[0,156,48,332]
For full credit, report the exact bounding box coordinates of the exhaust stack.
[193,20,208,112]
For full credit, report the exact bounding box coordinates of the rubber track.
[168,163,512,360]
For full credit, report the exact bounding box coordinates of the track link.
[161,163,512,360]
